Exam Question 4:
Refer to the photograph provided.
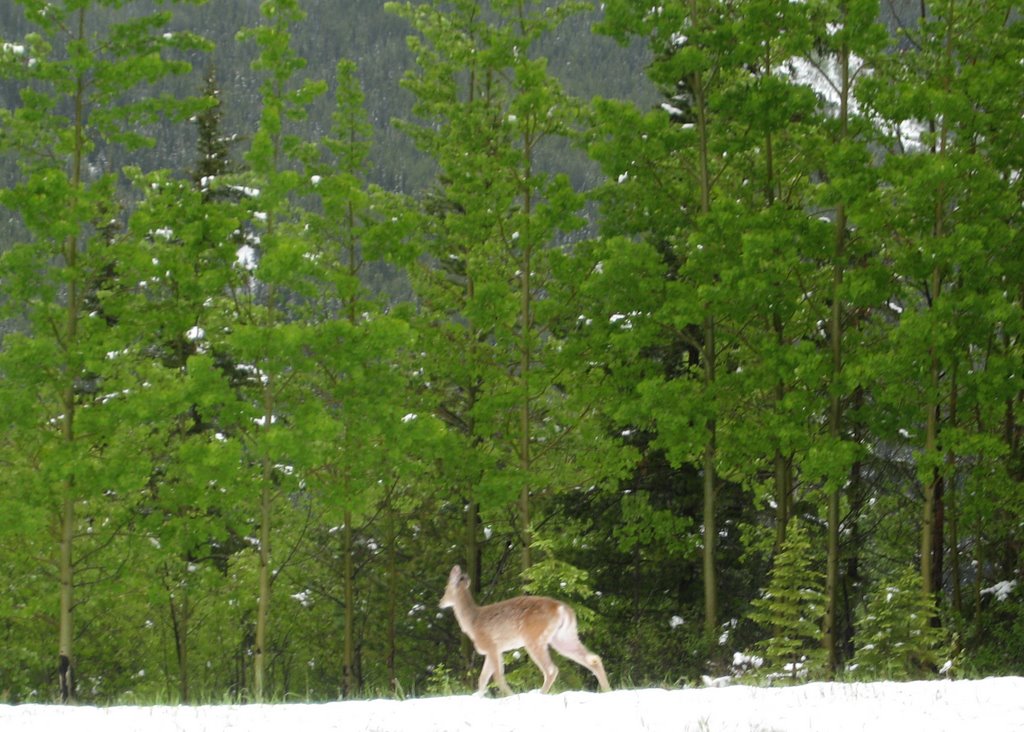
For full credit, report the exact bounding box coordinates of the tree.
[859,0,1021,605]
[230,0,326,699]
[0,0,209,701]
[592,0,829,648]
[389,0,622,588]
[853,566,947,679]
[1,0,1023,700]
[105,64,250,701]
[592,0,733,646]
[749,522,827,681]
[795,0,889,676]
[298,57,421,697]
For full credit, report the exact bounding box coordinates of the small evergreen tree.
[853,566,949,680]
[748,522,827,682]
[192,67,241,192]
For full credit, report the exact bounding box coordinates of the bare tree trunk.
[921,268,942,599]
[949,480,962,614]
[518,136,534,575]
[773,448,792,553]
[58,494,75,703]
[343,507,356,697]
[254,471,272,700]
[168,577,191,702]
[842,441,865,661]
[702,314,718,641]
[254,368,276,701]
[385,489,398,693]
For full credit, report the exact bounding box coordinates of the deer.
[439,564,611,696]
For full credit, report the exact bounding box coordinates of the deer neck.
[451,588,481,635]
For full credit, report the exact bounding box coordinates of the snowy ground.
[2,678,1022,732]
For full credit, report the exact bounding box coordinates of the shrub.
[852,566,949,679]
[747,522,827,682]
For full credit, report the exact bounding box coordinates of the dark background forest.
[1,0,1022,704]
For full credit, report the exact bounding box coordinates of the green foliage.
[958,583,1024,676]
[1,0,1023,703]
[423,662,459,696]
[387,0,634,580]
[852,567,950,680]
[748,523,827,682]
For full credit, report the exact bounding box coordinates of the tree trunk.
[772,310,792,554]
[922,0,955,605]
[689,0,717,642]
[944,365,959,611]
[773,449,792,553]
[702,314,718,641]
[949,479,961,614]
[58,9,87,704]
[58,494,75,703]
[254,372,276,701]
[465,496,482,591]
[921,267,942,599]
[385,493,398,693]
[824,204,846,675]
[169,578,190,702]
[922,411,940,597]
[518,141,534,575]
[842,446,865,661]
[824,29,853,678]
[343,507,356,697]
[254,475,272,700]
[825,485,841,675]
[932,474,945,599]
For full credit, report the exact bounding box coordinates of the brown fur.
[439,564,611,696]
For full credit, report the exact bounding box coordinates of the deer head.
[439,565,469,610]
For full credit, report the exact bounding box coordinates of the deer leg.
[490,652,514,696]
[525,642,559,693]
[551,636,611,692]
[475,654,495,697]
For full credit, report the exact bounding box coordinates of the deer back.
[470,595,567,652]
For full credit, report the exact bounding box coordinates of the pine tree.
[299,57,420,697]
[748,522,827,682]
[105,64,252,701]
[0,0,209,701]
[387,0,620,584]
[192,67,240,192]
[232,0,326,700]
[853,566,948,680]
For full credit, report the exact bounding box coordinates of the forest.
[0,0,1022,704]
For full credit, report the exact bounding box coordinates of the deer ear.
[449,565,462,583]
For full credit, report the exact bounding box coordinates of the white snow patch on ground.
[2,678,1023,732]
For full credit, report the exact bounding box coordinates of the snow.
[660,102,686,118]
[235,244,257,271]
[981,580,1017,602]
[2,679,1022,732]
